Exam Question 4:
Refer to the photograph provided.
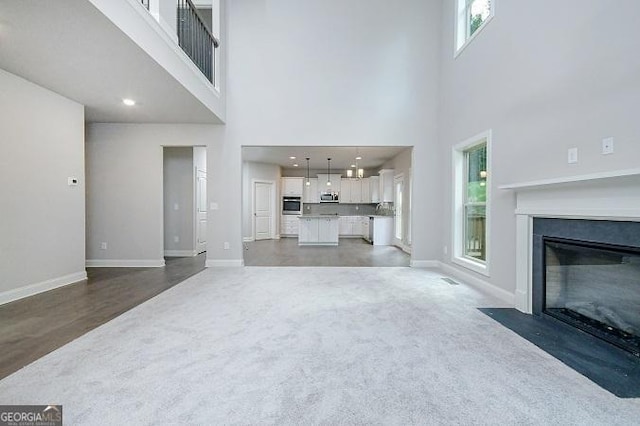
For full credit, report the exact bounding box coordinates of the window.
[456,0,494,55]
[453,130,491,275]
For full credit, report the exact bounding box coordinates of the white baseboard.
[243,237,255,243]
[164,250,197,257]
[0,271,87,306]
[438,262,515,305]
[410,260,439,268]
[206,259,245,267]
[85,259,166,267]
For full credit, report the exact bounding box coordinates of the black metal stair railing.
[177,0,220,85]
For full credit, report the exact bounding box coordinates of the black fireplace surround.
[532,218,640,357]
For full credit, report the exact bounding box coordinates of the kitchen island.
[298,215,339,246]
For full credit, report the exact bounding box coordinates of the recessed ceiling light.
[293,164,299,167]
[350,164,356,168]
[355,156,362,160]
[289,156,296,160]
[122,98,136,106]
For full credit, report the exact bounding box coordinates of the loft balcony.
[0,0,225,123]
[140,0,220,87]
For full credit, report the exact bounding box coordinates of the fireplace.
[532,218,640,357]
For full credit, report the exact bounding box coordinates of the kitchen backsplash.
[302,203,394,216]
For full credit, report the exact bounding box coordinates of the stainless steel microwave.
[320,192,339,203]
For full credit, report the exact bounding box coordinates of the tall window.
[463,144,487,261]
[453,130,491,275]
[456,0,494,54]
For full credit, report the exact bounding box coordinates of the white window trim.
[454,0,496,58]
[452,129,492,276]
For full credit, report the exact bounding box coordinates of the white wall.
[208,0,442,265]
[86,123,217,266]
[242,161,281,240]
[438,1,640,293]
[163,147,195,255]
[0,68,86,303]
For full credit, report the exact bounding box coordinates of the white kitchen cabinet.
[280,215,299,236]
[299,216,339,245]
[339,179,365,203]
[303,178,318,203]
[339,179,351,204]
[318,173,342,192]
[298,217,319,242]
[371,216,393,245]
[316,174,341,194]
[378,169,395,203]
[362,217,370,241]
[351,180,362,203]
[369,176,380,203]
[338,216,364,236]
[282,177,304,196]
[318,217,339,244]
[351,216,362,235]
[361,178,370,203]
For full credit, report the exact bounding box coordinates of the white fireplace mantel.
[501,169,640,314]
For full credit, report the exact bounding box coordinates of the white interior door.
[254,182,273,240]
[196,168,207,254]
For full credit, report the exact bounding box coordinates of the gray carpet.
[1,267,639,424]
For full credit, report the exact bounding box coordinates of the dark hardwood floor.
[0,255,205,380]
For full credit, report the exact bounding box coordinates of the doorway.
[163,146,207,257]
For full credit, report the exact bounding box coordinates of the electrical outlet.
[100,242,108,250]
[567,147,578,164]
[174,236,179,243]
[223,242,230,250]
[602,137,614,155]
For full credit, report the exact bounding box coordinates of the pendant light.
[326,158,332,186]
[305,157,311,186]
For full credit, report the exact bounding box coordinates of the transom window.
[456,0,494,55]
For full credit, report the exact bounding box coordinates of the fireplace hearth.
[532,219,640,357]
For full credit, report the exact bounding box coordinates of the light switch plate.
[568,148,578,164]
[210,202,219,210]
[602,137,614,155]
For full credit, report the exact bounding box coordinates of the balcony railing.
[177,0,220,85]
[141,0,149,10]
